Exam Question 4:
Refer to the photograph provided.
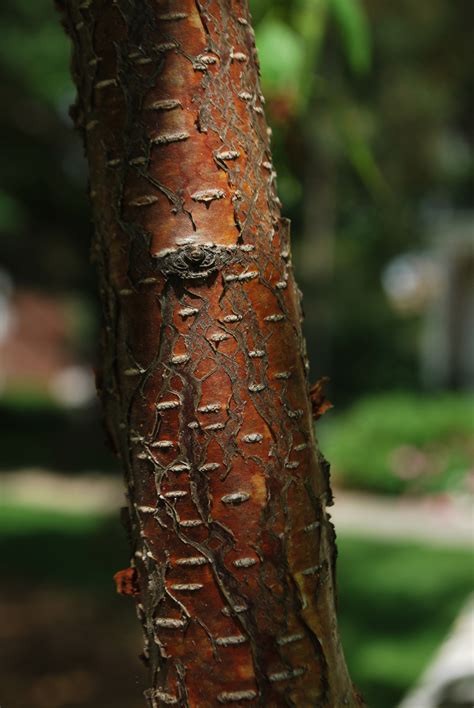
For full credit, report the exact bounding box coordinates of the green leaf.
[255,17,305,93]
[329,0,371,74]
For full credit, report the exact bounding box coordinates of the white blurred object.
[420,211,474,390]
[383,210,474,390]
[49,365,96,407]
[382,253,443,314]
[398,596,474,708]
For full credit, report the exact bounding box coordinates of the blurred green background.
[0,0,472,706]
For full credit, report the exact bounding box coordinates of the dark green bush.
[319,392,474,495]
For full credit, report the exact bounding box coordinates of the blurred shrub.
[319,393,474,494]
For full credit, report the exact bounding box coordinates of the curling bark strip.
[58,1,360,705]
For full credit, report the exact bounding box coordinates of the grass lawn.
[2,504,472,707]
[337,534,473,707]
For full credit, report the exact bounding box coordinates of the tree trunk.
[58,1,360,705]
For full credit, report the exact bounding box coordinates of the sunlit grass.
[337,534,474,707]
[0,502,103,533]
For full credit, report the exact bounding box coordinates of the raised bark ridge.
[58,1,360,705]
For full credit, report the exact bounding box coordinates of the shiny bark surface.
[59,1,360,705]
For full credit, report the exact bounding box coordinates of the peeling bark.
[58,1,361,705]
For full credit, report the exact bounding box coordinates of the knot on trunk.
[154,243,237,280]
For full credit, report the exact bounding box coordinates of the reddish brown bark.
[58,1,360,705]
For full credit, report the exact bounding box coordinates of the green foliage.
[0,0,71,107]
[252,0,473,400]
[256,18,305,94]
[0,0,91,295]
[254,0,371,102]
[328,0,371,74]
[0,191,27,231]
[319,393,474,494]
